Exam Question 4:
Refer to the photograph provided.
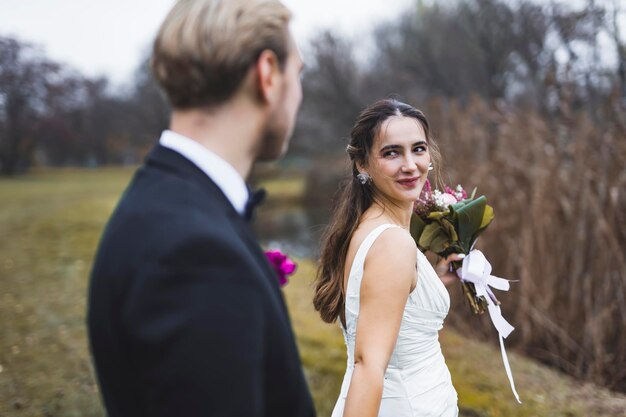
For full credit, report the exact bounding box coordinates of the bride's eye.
[413,145,427,153]
[383,150,399,158]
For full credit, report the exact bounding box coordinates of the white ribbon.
[458,249,522,404]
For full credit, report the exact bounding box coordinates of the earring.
[428,163,434,172]
[356,172,370,185]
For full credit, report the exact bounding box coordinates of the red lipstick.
[397,176,419,188]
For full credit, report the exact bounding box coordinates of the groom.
[87,1,314,416]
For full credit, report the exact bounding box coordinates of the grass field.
[1,168,625,417]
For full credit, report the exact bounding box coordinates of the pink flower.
[454,184,468,201]
[423,179,432,194]
[441,192,458,206]
[417,179,432,204]
[265,250,297,287]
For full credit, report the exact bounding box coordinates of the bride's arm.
[342,229,416,417]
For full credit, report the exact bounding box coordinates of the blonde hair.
[152,0,292,109]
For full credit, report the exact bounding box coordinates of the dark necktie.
[244,187,266,221]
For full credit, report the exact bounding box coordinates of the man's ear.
[255,49,281,104]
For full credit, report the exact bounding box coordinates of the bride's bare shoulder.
[367,226,416,261]
[358,226,416,294]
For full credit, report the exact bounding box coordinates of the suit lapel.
[145,144,289,314]
[227,209,290,317]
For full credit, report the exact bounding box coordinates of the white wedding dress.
[331,224,458,417]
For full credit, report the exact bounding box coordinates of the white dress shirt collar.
[159,130,248,215]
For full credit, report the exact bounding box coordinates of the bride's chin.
[401,192,420,204]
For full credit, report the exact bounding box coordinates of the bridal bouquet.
[411,180,496,314]
[411,180,521,403]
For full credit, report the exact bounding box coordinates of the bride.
[313,99,462,417]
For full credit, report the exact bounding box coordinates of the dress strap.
[344,224,401,316]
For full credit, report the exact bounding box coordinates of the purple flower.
[423,178,432,194]
[265,250,297,287]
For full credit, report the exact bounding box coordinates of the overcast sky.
[0,0,413,85]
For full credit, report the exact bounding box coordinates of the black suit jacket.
[87,144,315,417]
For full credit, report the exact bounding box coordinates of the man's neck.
[169,102,263,180]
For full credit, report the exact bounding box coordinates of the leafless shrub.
[428,93,626,391]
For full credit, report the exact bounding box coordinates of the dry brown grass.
[422,94,626,392]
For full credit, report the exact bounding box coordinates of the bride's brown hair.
[313,99,442,324]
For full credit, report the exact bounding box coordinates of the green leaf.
[455,195,487,247]
[410,213,427,242]
[419,223,451,254]
[439,217,459,242]
[441,243,465,259]
[479,203,495,230]
[450,199,473,211]
[427,210,449,220]
[469,204,495,244]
